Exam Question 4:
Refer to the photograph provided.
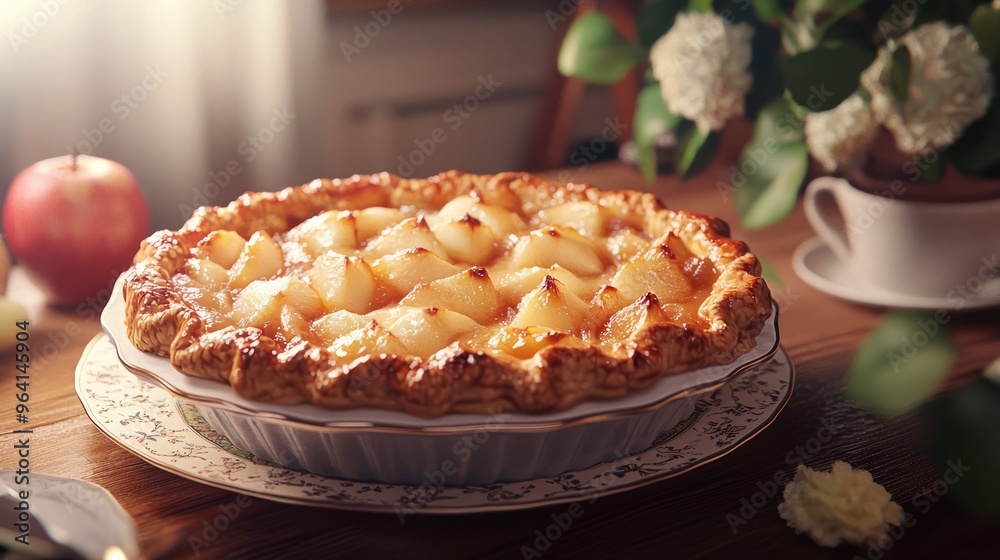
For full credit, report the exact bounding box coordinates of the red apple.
[2,155,150,305]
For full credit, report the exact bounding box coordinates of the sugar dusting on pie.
[124,171,772,416]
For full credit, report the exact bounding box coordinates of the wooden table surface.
[2,160,998,559]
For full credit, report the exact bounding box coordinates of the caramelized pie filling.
[173,194,718,364]
[125,171,771,415]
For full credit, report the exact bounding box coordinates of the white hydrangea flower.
[861,22,993,154]
[649,12,754,133]
[778,462,903,548]
[804,94,880,172]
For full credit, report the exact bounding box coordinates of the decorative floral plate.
[76,335,793,514]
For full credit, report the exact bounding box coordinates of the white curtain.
[0,0,320,230]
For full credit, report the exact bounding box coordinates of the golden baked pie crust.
[123,171,772,416]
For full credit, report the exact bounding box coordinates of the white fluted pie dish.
[103,275,778,485]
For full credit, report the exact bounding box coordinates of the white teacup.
[803,177,1000,301]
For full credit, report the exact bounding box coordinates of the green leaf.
[813,0,868,37]
[758,256,785,287]
[633,83,682,182]
[558,12,646,85]
[638,143,657,183]
[969,4,1000,60]
[735,141,808,229]
[738,97,808,219]
[779,13,812,55]
[751,97,805,145]
[950,100,1000,175]
[845,310,957,417]
[889,45,911,104]
[675,123,720,179]
[928,377,1000,516]
[688,0,712,13]
[823,0,867,17]
[637,0,686,48]
[916,152,944,182]
[912,0,978,27]
[856,85,871,102]
[782,41,875,111]
[752,0,781,21]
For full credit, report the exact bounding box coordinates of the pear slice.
[308,253,377,314]
[510,226,605,276]
[328,320,409,361]
[356,207,410,241]
[510,275,588,332]
[488,326,585,360]
[185,257,229,289]
[229,231,285,289]
[537,201,607,237]
[363,217,448,260]
[386,307,479,357]
[580,285,630,335]
[198,230,247,269]
[610,239,694,303]
[370,248,462,297]
[231,276,325,329]
[493,265,590,305]
[658,231,717,288]
[432,214,497,265]
[604,228,648,263]
[278,306,325,345]
[312,309,370,345]
[438,195,528,239]
[602,292,673,345]
[401,267,500,324]
[365,306,412,330]
[286,210,358,257]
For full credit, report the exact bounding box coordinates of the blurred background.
[0,0,622,231]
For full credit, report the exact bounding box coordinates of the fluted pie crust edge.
[123,171,772,416]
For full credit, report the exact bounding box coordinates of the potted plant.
[559,0,1000,516]
[558,0,1000,227]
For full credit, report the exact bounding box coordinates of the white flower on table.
[778,461,903,548]
[649,12,754,133]
[861,22,993,155]
[804,94,880,172]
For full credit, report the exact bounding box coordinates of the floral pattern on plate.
[76,335,793,513]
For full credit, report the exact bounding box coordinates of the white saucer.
[1,471,140,560]
[793,237,1000,310]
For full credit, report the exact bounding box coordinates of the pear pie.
[124,171,772,416]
